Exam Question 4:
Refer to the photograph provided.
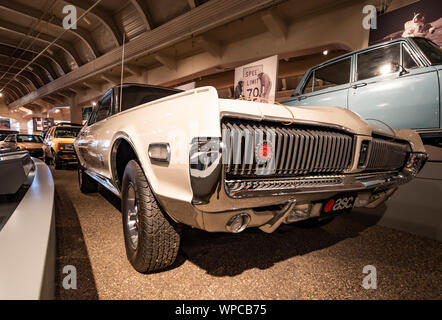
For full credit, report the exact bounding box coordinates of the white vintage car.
[74,83,427,273]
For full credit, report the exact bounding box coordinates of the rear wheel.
[78,165,98,193]
[121,160,181,273]
[53,152,62,170]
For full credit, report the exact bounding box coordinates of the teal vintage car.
[284,37,442,139]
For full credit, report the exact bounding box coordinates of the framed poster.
[234,55,278,103]
[369,0,442,47]
[0,117,10,130]
[33,117,55,132]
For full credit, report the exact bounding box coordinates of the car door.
[82,90,114,177]
[286,56,352,108]
[348,42,439,130]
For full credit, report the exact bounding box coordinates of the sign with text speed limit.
[234,55,278,103]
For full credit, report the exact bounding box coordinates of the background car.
[43,123,82,169]
[285,37,442,139]
[0,134,44,158]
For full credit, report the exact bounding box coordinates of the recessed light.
[323,50,328,55]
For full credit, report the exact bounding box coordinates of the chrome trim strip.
[194,169,411,212]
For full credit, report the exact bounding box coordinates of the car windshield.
[119,86,182,112]
[54,127,81,138]
[413,38,442,65]
[16,135,43,143]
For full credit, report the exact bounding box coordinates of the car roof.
[308,37,419,71]
[112,83,183,93]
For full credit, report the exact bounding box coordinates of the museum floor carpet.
[52,168,442,300]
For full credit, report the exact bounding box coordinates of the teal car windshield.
[413,38,442,65]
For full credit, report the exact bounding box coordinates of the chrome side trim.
[85,169,121,197]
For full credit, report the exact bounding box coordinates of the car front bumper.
[158,169,414,233]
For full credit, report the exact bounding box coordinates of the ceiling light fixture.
[323,50,328,55]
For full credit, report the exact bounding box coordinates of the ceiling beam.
[0,72,38,92]
[82,81,102,91]
[0,63,45,87]
[0,39,68,76]
[261,9,287,40]
[124,65,143,77]
[0,54,52,84]
[154,53,177,71]
[198,36,223,58]
[0,1,99,59]
[0,19,81,68]
[187,0,196,9]
[100,74,120,86]
[129,0,151,31]
[8,0,284,107]
[64,0,122,47]
[0,80,27,98]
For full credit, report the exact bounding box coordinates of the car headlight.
[403,152,427,177]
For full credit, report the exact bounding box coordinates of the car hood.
[219,99,372,136]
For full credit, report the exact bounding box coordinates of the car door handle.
[352,83,367,89]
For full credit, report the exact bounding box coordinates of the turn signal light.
[148,143,170,163]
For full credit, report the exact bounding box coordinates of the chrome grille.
[366,138,409,171]
[222,119,354,177]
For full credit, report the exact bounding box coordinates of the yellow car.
[43,124,82,169]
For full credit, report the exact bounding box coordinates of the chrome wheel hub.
[125,183,139,250]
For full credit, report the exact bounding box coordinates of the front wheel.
[121,160,181,273]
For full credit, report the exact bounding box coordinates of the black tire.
[53,153,62,170]
[121,160,181,273]
[78,165,98,193]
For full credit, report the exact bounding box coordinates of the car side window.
[87,106,98,126]
[4,135,13,142]
[402,44,419,70]
[302,58,351,94]
[357,43,400,81]
[302,72,314,94]
[302,57,351,93]
[314,58,351,90]
[95,94,112,123]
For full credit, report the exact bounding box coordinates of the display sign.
[369,0,442,47]
[0,117,10,130]
[33,117,55,132]
[234,55,278,103]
